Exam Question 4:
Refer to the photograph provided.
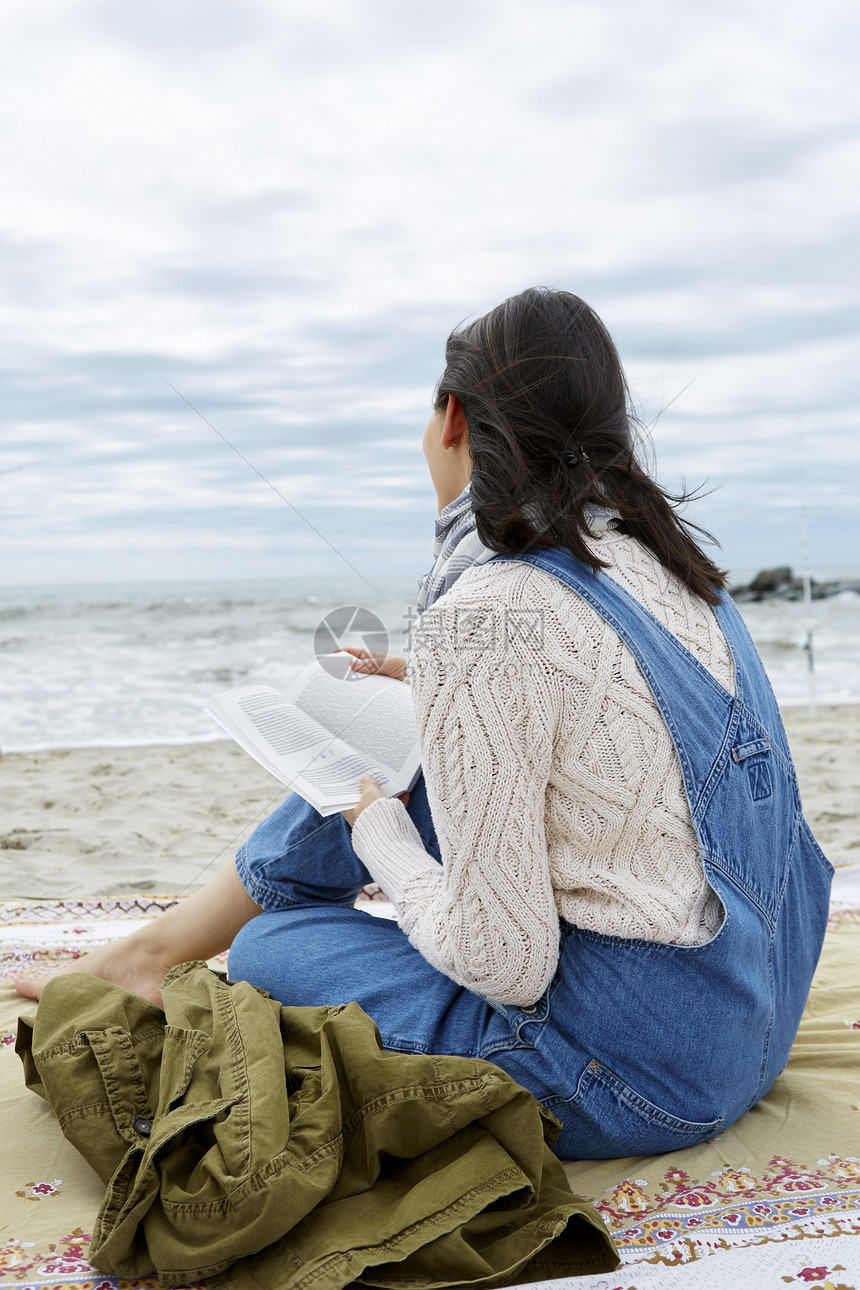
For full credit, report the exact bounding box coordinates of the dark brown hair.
[434,286,727,605]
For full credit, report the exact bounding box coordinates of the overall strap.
[709,592,788,757]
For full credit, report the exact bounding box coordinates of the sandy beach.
[1,705,857,900]
[0,741,286,900]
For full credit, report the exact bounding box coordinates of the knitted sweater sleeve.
[349,576,561,1006]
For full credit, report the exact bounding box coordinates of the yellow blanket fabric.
[2,897,859,1289]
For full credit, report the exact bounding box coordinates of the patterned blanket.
[2,888,859,1290]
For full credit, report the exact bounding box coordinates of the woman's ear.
[441,394,469,449]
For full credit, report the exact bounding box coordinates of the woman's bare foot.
[14,937,173,1008]
[13,861,261,1010]
[13,861,260,1011]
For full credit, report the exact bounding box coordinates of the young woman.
[17,287,833,1160]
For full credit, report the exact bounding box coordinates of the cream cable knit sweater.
[350,529,733,1007]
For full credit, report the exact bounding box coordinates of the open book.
[205,652,421,816]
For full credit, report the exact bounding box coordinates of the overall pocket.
[547,1057,724,1160]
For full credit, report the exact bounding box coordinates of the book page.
[285,653,418,772]
[232,689,333,757]
[206,672,418,814]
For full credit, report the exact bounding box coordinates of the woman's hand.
[342,775,410,829]
[336,647,408,681]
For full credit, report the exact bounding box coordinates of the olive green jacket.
[17,962,618,1290]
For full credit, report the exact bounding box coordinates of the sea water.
[0,576,420,752]
[1,572,858,752]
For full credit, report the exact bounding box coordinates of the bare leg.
[14,861,262,1008]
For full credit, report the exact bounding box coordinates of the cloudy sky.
[1,0,857,588]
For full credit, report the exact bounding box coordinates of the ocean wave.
[2,573,856,750]
[0,606,37,622]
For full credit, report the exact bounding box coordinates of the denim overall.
[488,548,834,1155]
[229,546,833,1159]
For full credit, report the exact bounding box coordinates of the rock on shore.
[731,567,860,603]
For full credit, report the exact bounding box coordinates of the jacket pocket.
[551,1058,724,1159]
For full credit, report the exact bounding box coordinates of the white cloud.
[0,0,857,583]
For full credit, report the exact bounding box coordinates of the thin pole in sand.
[797,419,816,719]
[800,505,817,719]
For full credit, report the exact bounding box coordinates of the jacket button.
[132,1117,153,1137]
